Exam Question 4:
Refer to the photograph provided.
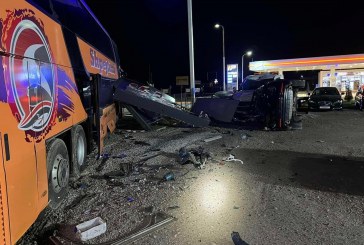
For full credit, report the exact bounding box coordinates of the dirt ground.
[19,110,364,245]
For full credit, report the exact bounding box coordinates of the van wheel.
[282,86,294,127]
[72,125,87,178]
[46,139,69,209]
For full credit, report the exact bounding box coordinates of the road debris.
[167,206,180,210]
[100,152,127,159]
[231,231,249,245]
[241,133,252,140]
[126,197,135,202]
[203,135,223,143]
[66,194,97,210]
[109,212,175,244]
[134,141,151,146]
[143,206,155,213]
[179,146,211,167]
[76,217,107,241]
[163,172,175,181]
[223,154,244,165]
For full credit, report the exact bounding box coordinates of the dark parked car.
[308,87,343,110]
[354,91,363,110]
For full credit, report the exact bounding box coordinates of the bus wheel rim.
[51,154,69,193]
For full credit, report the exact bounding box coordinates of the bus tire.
[72,125,87,178]
[46,138,69,209]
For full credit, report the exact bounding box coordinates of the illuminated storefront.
[319,69,364,93]
[249,54,364,94]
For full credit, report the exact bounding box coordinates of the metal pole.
[222,26,226,91]
[242,54,244,84]
[187,0,195,104]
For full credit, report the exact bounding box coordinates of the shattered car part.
[203,135,223,143]
[76,217,107,241]
[231,231,250,245]
[163,172,175,181]
[223,154,244,165]
[179,147,210,166]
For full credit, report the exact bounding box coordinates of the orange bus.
[0,0,119,243]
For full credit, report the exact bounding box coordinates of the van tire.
[46,139,69,209]
[72,125,87,178]
[282,86,294,126]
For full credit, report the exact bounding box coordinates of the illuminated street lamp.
[242,50,253,83]
[214,23,226,91]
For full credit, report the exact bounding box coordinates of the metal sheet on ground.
[192,98,240,123]
[114,79,210,128]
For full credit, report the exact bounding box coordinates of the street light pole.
[241,50,253,84]
[222,26,225,92]
[187,0,195,104]
[215,24,226,91]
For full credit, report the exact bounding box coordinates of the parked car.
[308,87,343,110]
[295,81,311,111]
[354,91,363,110]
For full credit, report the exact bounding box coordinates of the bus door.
[0,57,40,243]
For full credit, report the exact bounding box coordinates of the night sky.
[86,0,364,90]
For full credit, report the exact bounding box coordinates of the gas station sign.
[227,64,238,91]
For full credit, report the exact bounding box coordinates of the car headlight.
[334,100,343,104]
[308,100,315,104]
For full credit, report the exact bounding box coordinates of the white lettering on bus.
[90,48,116,76]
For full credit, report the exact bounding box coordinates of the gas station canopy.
[249,54,364,72]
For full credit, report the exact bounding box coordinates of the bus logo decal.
[1,9,57,137]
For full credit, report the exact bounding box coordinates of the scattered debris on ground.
[231,231,249,245]
[203,135,223,143]
[223,154,244,165]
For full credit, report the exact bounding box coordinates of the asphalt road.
[20,110,364,245]
[142,149,364,245]
[138,111,364,245]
